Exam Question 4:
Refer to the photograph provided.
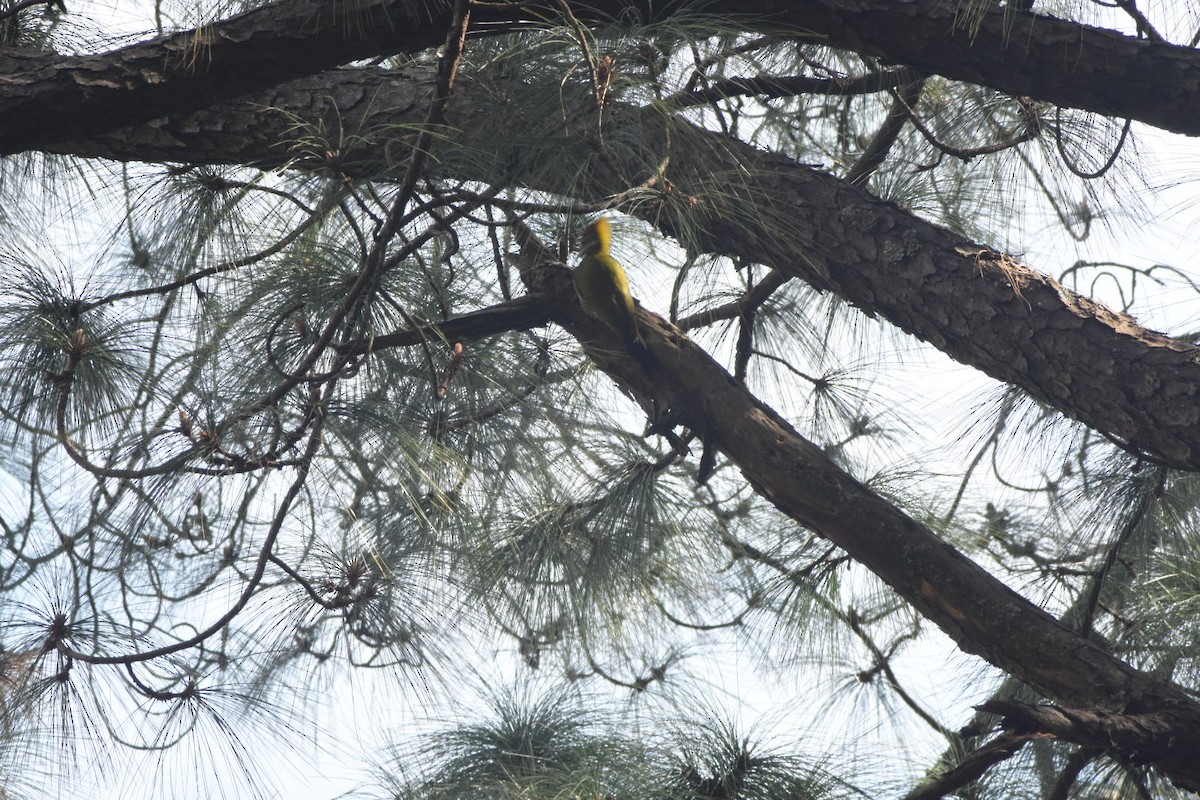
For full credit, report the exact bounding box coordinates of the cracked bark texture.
[6,0,1200,154]
[7,0,1200,790]
[516,255,1200,792]
[0,1,451,154]
[981,700,1199,778]
[41,67,1200,470]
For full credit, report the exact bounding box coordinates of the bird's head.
[580,216,612,259]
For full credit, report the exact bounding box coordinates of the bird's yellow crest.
[580,216,613,259]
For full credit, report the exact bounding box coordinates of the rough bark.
[0,0,464,154]
[981,700,1200,783]
[772,0,1200,138]
[40,67,1200,471]
[5,0,1200,789]
[4,0,1200,156]
[592,109,1200,470]
[511,249,1200,792]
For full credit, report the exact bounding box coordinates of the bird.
[574,217,651,366]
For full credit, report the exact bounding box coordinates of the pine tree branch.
[661,67,925,110]
[979,700,1191,776]
[1078,467,1167,636]
[903,732,1040,800]
[844,77,926,186]
[582,109,1200,472]
[5,0,1200,156]
[345,296,552,354]
[0,0,468,154]
[509,239,1200,791]
[787,0,1199,137]
[35,65,1200,470]
[1046,745,1103,800]
[675,270,790,332]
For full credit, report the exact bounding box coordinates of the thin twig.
[57,385,331,666]
[664,68,925,110]
[1078,467,1167,636]
[895,89,1041,162]
[903,733,1041,800]
[845,79,926,186]
[676,269,789,332]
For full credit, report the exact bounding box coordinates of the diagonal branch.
[6,0,1200,157]
[844,77,926,185]
[903,732,1042,800]
[38,66,1200,470]
[979,700,1190,776]
[0,0,466,153]
[511,246,1200,791]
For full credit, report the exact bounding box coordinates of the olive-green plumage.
[574,217,643,347]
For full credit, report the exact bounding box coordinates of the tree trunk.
[5,0,1200,155]
[39,67,1200,471]
[512,241,1200,792]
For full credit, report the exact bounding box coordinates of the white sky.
[4,3,1200,799]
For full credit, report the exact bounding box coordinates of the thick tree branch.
[5,0,1200,156]
[8,2,1200,788]
[0,0,471,154]
[980,700,1193,778]
[511,251,1200,792]
[343,296,552,354]
[43,67,1200,471]
[784,0,1200,138]
[611,110,1200,471]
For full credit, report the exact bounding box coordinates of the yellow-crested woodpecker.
[574,217,655,370]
